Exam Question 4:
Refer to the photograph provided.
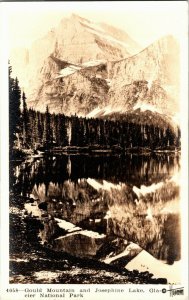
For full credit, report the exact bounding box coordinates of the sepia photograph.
[0,1,188,299]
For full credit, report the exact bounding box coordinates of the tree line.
[9,65,181,156]
[22,109,181,149]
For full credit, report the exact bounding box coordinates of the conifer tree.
[22,91,30,147]
[9,65,21,153]
[43,106,52,148]
[9,64,15,152]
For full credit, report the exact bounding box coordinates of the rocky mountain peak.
[10,14,140,97]
[10,16,180,123]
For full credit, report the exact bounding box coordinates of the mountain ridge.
[10,15,180,126]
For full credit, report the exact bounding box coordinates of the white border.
[0,2,188,300]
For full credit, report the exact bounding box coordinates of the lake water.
[10,153,181,282]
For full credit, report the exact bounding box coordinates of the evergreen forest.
[9,65,181,158]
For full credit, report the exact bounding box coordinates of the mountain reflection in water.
[11,153,181,264]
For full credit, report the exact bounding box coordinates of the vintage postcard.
[0,1,188,300]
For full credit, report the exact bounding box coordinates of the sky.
[2,1,187,50]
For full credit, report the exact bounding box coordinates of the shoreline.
[9,195,168,285]
[10,146,181,162]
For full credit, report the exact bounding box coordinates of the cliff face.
[107,35,179,116]
[10,14,138,96]
[28,59,110,115]
[10,14,179,119]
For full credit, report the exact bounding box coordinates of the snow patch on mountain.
[86,105,124,118]
[55,60,107,79]
[55,66,80,78]
[87,107,103,118]
[133,102,162,114]
[82,59,106,67]
[103,105,123,116]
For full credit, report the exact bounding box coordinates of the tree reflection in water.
[10,153,181,264]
